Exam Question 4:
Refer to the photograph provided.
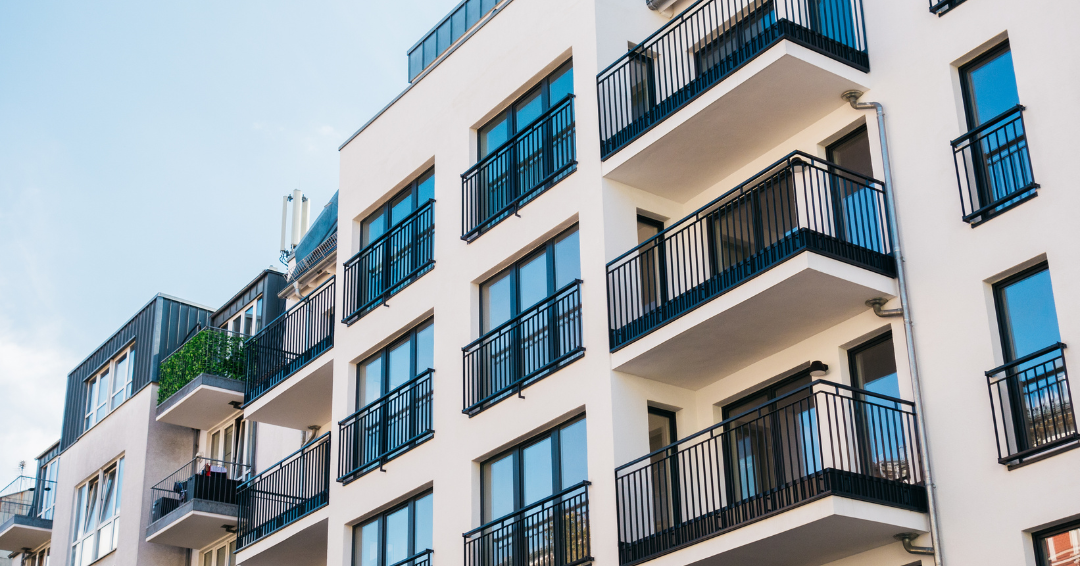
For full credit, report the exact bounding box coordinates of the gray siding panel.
[211,271,287,331]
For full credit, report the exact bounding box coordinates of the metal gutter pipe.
[843,90,944,566]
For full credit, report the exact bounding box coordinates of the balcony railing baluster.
[463,280,584,416]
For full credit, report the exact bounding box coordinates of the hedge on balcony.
[158,328,247,405]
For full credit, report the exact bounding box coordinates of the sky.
[0,0,458,483]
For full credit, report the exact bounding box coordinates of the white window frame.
[39,459,59,520]
[201,539,237,566]
[70,457,124,566]
[83,345,136,431]
[24,546,50,566]
[222,296,264,336]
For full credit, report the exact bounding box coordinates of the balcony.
[462,95,577,241]
[464,482,591,566]
[145,457,249,548]
[338,370,434,484]
[343,201,434,324]
[237,433,330,551]
[244,278,334,429]
[597,0,869,200]
[951,105,1038,226]
[463,280,584,416]
[0,477,54,553]
[607,153,896,384]
[986,343,1077,466]
[155,327,247,429]
[616,381,927,565]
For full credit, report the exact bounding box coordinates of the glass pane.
[255,298,264,333]
[514,89,544,132]
[1038,526,1080,566]
[99,469,116,521]
[203,550,213,566]
[416,322,434,373]
[360,357,384,407]
[853,337,900,398]
[851,337,905,480]
[480,114,510,158]
[211,431,221,461]
[416,171,435,204]
[356,519,380,566]
[965,48,1020,126]
[481,271,513,332]
[114,458,124,510]
[385,506,410,565]
[224,425,234,464]
[387,340,412,390]
[559,419,588,488]
[648,412,673,452]
[553,230,580,289]
[522,438,553,506]
[828,127,873,179]
[548,64,574,105]
[216,546,227,566]
[364,210,387,247]
[999,268,1060,360]
[518,252,550,311]
[414,493,434,552]
[483,453,515,521]
[637,218,661,245]
[391,191,415,228]
[244,307,255,335]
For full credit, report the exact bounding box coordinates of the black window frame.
[847,331,895,388]
[959,41,1015,130]
[477,60,574,161]
[361,168,436,248]
[993,262,1058,365]
[479,225,579,334]
[356,318,435,411]
[353,490,434,566]
[480,414,586,523]
[1034,520,1080,566]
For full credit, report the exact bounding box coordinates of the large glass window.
[362,170,435,248]
[478,63,574,160]
[353,492,433,566]
[480,228,579,334]
[71,458,124,566]
[357,320,435,410]
[223,295,264,336]
[1035,521,1080,566]
[961,43,1020,129]
[849,333,908,481]
[39,458,59,520]
[83,346,136,431]
[995,264,1060,362]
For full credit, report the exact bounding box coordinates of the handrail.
[343,200,436,267]
[238,432,330,489]
[607,151,884,267]
[617,379,914,471]
[985,342,1066,377]
[462,279,583,351]
[151,456,250,490]
[950,104,1025,146]
[389,549,433,566]
[462,95,576,178]
[338,369,436,425]
[463,480,590,537]
[248,275,335,344]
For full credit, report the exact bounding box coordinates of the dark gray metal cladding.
[210,270,288,330]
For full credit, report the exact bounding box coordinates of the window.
[207,418,247,478]
[353,492,433,566]
[84,346,136,431]
[1035,521,1080,566]
[636,216,664,311]
[362,170,435,248]
[39,458,58,520]
[357,320,434,410]
[826,126,884,252]
[24,547,49,566]
[961,42,1020,129]
[628,49,655,123]
[480,227,579,334]
[646,407,678,531]
[202,540,236,566]
[995,264,1061,363]
[71,458,124,566]
[849,333,909,481]
[482,417,587,522]
[223,296,264,336]
[478,62,574,160]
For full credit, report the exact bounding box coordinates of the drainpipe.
[843,90,944,566]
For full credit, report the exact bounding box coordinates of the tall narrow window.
[71,458,124,566]
[849,333,908,480]
[1035,521,1080,566]
[827,126,883,252]
[647,407,678,531]
[353,492,434,566]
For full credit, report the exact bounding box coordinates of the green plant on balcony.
[157,328,246,405]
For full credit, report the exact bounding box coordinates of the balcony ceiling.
[602,41,870,203]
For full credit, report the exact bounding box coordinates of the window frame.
[83,345,136,431]
[480,415,587,523]
[1034,520,1080,566]
[222,295,265,336]
[201,538,237,566]
[959,41,1015,130]
[479,225,579,335]
[70,457,124,566]
[993,262,1059,364]
[355,318,435,412]
[476,60,574,161]
[353,490,434,566]
[361,168,436,249]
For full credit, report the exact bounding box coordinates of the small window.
[960,42,1020,129]
[1035,521,1080,566]
[362,169,435,248]
[353,491,433,566]
[71,458,124,566]
[480,227,579,333]
[478,62,574,160]
[357,319,435,410]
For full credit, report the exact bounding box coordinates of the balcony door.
[722,373,817,507]
[826,126,884,253]
[849,333,909,481]
[360,170,435,304]
[646,408,678,532]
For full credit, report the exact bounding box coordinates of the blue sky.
[0,0,456,481]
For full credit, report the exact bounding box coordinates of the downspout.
[843,90,944,566]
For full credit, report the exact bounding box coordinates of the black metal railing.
[929,0,966,15]
[597,0,868,158]
[607,151,894,350]
[394,549,435,566]
[338,370,435,483]
[343,201,435,324]
[615,380,925,565]
[236,432,330,549]
[986,343,1076,465]
[158,326,247,405]
[462,95,577,241]
[149,457,250,523]
[0,476,55,524]
[463,280,584,416]
[464,482,591,566]
[245,277,335,403]
[951,105,1037,225]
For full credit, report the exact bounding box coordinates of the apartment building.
[3,0,1077,564]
